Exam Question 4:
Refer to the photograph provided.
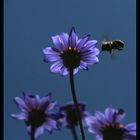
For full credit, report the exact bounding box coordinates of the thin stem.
[69,69,86,140]
[70,126,78,140]
[31,126,35,140]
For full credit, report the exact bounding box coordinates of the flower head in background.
[43,27,99,76]
[12,92,59,138]
[84,107,136,140]
[58,102,87,128]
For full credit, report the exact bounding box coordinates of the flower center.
[101,124,125,140]
[66,108,79,126]
[60,47,82,69]
[28,109,46,127]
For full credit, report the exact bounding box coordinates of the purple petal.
[125,123,136,131]
[84,40,98,50]
[47,101,57,111]
[83,56,99,65]
[77,35,90,49]
[73,68,79,75]
[115,113,126,123]
[94,111,106,125]
[39,94,52,110]
[105,107,116,123]
[124,132,136,140]
[79,61,88,70]
[52,35,65,51]
[69,27,78,47]
[27,125,31,135]
[50,61,63,73]
[84,115,103,131]
[14,97,29,112]
[82,48,100,57]
[11,113,27,120]
[43,47,60,55]
[44,119,57,132]
[24,93,39,109]
[60,33,69,48]
[60,67,69,76]
[95,135,103,140]
[43,47,60,62]
[34,126,44,138]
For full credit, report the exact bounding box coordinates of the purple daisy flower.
[11,92,59,138]
[43,27,99,75]
[84,107,136,140]
[58,102,87,128]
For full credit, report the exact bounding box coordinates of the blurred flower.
[58,102,87,128]
[84,107,136,140]
[43,27,99,76]
[11,92,59,138]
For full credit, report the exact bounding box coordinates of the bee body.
[101,40,124,54]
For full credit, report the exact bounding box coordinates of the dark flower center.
[65,107,83,127]
[28,109,46,127]
[102,124,125,140]
[60,47,82,69]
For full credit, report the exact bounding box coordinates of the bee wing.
[113,40,124,48]
[110,50,116,60]
[102,32,110,41]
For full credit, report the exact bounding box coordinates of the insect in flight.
[101,40,124,54]
[101,39,124,54]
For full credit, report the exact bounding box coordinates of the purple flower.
[11,92,59,138]
[58,102,87,128]
[43,27,99,76]
[84,107,136,140]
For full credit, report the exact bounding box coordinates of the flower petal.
[44,119,57,133]
[94,111,106,125]
[43,47,59,55]
[34,126,44,138]
[84,40,98,50]
[47,101,57,111]
[125,123,136,131]
[83,56,99,65]
[69,27,78,47]
[23,93,39,109]
[105,107,116,123]
[39,94,52,110]
[115,112,126,123]
[77,35,90,49]
[60,67,69,76]
[83,48,100,56]
[43,47,60,62]
[50,61,63,73]
[73,68,79,75]
[95,135,103,140]
[79,61,88,70]
[52,35,65,50]
[60,33,69,48]
[11,113,27,120]
[14,97,29,112]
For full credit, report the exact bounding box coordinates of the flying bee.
[101,40,124,54]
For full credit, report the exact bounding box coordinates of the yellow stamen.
[60,51,64,54]
[69,47,72,50]
[118,124,124,128]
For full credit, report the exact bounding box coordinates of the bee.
[101,40,124,54]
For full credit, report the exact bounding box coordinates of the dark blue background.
[4,0,136,140]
